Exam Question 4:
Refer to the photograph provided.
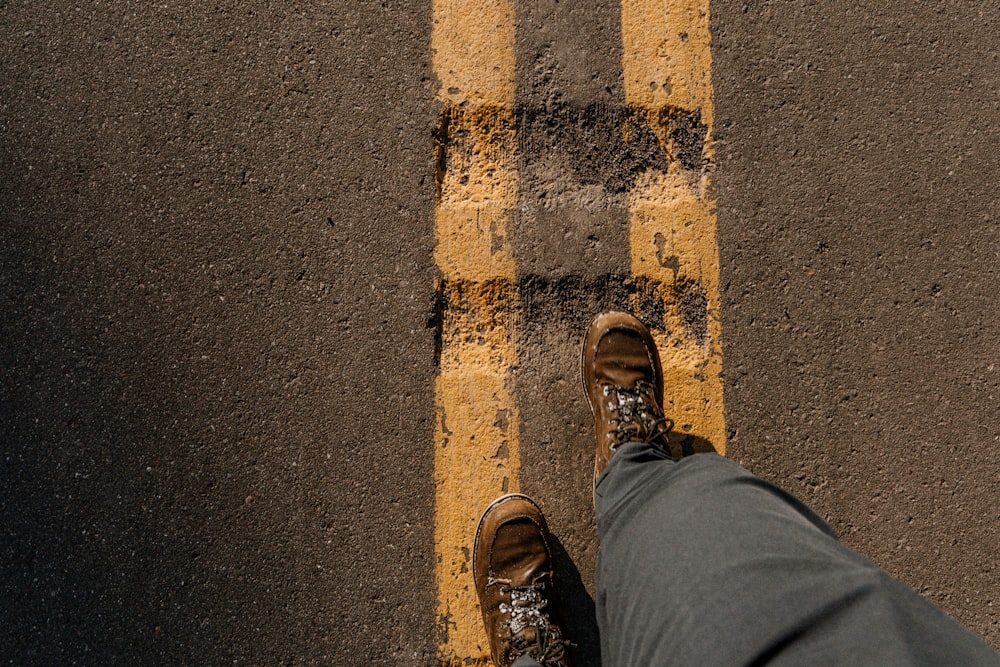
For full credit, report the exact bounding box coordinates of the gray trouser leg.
[594,442,1000,666]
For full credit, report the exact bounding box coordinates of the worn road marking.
[432,0,519,663]
[431,0,726,663]
[623,0,726,454]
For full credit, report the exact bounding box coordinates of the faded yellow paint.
[431,0,726,661]
[622,0,714,124]
[432,0,516,106]
[434,345,518,667]
[434,106,518,283]
[432,0,519,664]
[623,1,726,453]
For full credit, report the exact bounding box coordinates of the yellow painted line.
[432,0,519,664]
[623,0,727,454]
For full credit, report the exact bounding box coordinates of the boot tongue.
[491,519,547,585]
[595,329,656,387]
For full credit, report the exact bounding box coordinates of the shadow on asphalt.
[667,430,718,458]
[551,535,602,667]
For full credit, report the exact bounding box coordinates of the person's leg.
[595,443,1000,666]
[583,311,999,666]
[511,655,543,667]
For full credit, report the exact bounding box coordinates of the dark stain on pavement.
[429,274,709,356]
[673,277,710,346]
[519,272,634,326]
[655,106,710,173]
[428,278,446,367]
[634,276,668,334]
[519,103,670,193]
[433,103,711,202]
[430,273,714,369]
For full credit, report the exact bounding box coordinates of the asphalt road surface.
[2,1,998,665]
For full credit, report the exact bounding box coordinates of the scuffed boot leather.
[473,494,571,667]
[582,311,673,491]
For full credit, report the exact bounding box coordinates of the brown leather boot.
[473,494,572,667]
[582,311,674,489]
